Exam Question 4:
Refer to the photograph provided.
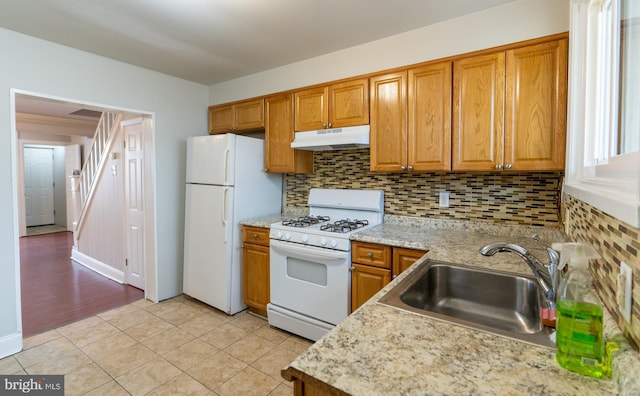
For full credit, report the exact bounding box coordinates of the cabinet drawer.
[242,226,270,246]
[351,242,391,269]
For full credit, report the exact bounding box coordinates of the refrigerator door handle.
[222,187,230,243]
[224,148,231,185]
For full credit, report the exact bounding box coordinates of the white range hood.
[291,125,370,151]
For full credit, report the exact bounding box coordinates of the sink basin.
[377,260,555,348]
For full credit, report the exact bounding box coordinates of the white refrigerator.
[183,134,282,314]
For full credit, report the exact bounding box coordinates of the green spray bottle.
[552,242,617,378]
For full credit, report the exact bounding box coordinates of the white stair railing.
[74,112,122,236]
[79,112,117,206]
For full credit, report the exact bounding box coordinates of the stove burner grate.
[320,219,369,233]
[281,215,330,228]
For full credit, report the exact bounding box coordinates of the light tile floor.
[0,295,313,395]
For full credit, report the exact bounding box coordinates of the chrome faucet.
[479,235,560,309]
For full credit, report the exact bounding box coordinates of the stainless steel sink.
[377,260,555,348]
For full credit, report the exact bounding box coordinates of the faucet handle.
[531,234,559,263]
[532,234,561,292]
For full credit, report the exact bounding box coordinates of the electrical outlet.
[618,261,632,322]
[439,192,450,208]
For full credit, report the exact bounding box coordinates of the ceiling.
[0,0,517,86]
[6,0,517,136]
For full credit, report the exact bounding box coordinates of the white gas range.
[267,188,384,341]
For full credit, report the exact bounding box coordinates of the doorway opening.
[13,91,157,337]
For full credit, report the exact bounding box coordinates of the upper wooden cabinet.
[209,98,264,134]
[294,78,369,131]
[370,61,452,172]
[453,38,567,171]
[452,52,505,171]
[264,93,313,174]
[369,71,407,172]
[504,39,567,171]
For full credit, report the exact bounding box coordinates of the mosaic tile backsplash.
[285,149,562,226]
[564,194,640,349]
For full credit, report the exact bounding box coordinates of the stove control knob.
[284,232,291,241]
[330,239,338,248]
[301,234,309,243]
[276,231,283,239]
[320,238,328,246]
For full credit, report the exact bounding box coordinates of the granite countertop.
[278,216,640,395]
[240,207,309,228]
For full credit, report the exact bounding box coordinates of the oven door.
[270,239,350,325]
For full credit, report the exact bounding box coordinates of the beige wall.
[209,0,570,104]
[0,26,208,357]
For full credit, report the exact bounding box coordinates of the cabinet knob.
[400,166,406,171]
[495,164,503,170]
[322,123,327,129]
[253,233,258,239]
[407,165,413,171]
[350,266,355,272]
[505,163,513,169]
[328,122,332,128]
[367,252,373,258]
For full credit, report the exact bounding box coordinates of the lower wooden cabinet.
[351,264,391,312]
[393,247,428,277]
[350,242,426,312]
[242,226,270,316]
[292,378,334,396]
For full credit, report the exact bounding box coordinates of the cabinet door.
[265,94,313,173]
[452,52,505,171]
[235,99,265,131]
[351,264,391,312]
[329,78,369,128]
[408,62,452,171]
[294,87,329,131]
[243,243,270,313]
[369,71,408,172]
[209,104,234,134]
[392,248,427,278]
[505,39,567,171]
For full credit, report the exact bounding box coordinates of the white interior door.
[24,147,55,227]
[123,119,145,290]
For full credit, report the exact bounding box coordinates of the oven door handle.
[270,239,348,262]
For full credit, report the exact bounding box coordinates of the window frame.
[565,0,640,227]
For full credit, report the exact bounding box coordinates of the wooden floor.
[20,231,144,337]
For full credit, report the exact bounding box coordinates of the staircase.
[75,111,122,234]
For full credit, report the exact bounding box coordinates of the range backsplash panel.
[285,149,562,226]
[564,194,640,349]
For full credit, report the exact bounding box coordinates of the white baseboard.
[71,248,124,284]
[0,332,23,359]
